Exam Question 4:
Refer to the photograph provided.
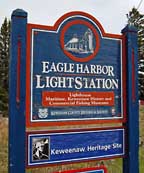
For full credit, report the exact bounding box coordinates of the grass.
[0,118,8,173]
[139,147,144,173]
[0,106,144,173]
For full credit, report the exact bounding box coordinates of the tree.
[127,7,144,100]
[0,18,10,116]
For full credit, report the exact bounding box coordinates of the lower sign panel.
[26,128,125,167]
[54,166,107,173]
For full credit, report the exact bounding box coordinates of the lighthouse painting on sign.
[65,28,94,54]
[63,23,97,59]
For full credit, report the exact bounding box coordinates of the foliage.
[0,18,10,117]
[127,8,144,100]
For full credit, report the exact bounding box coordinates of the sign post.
[122,25,139,173]
[9,9,27,173]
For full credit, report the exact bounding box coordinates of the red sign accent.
[16,36,21,104]
[132,49,136,102]
[60,19,100,62]
[42,91,115,107]
[122,35,127,122]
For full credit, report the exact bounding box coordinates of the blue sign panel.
[27,128,125,166]
[26,12,126,126]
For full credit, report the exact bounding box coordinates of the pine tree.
[0,18,10,117]
[127,8,144,100]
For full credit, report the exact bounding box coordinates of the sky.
[0,0,144,34]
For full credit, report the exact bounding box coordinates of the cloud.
[1,0,142,33]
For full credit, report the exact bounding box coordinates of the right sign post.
[122,25,139,173]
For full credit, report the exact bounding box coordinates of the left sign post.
[9,9,27,173]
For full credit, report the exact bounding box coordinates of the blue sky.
[0,0,144,34]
